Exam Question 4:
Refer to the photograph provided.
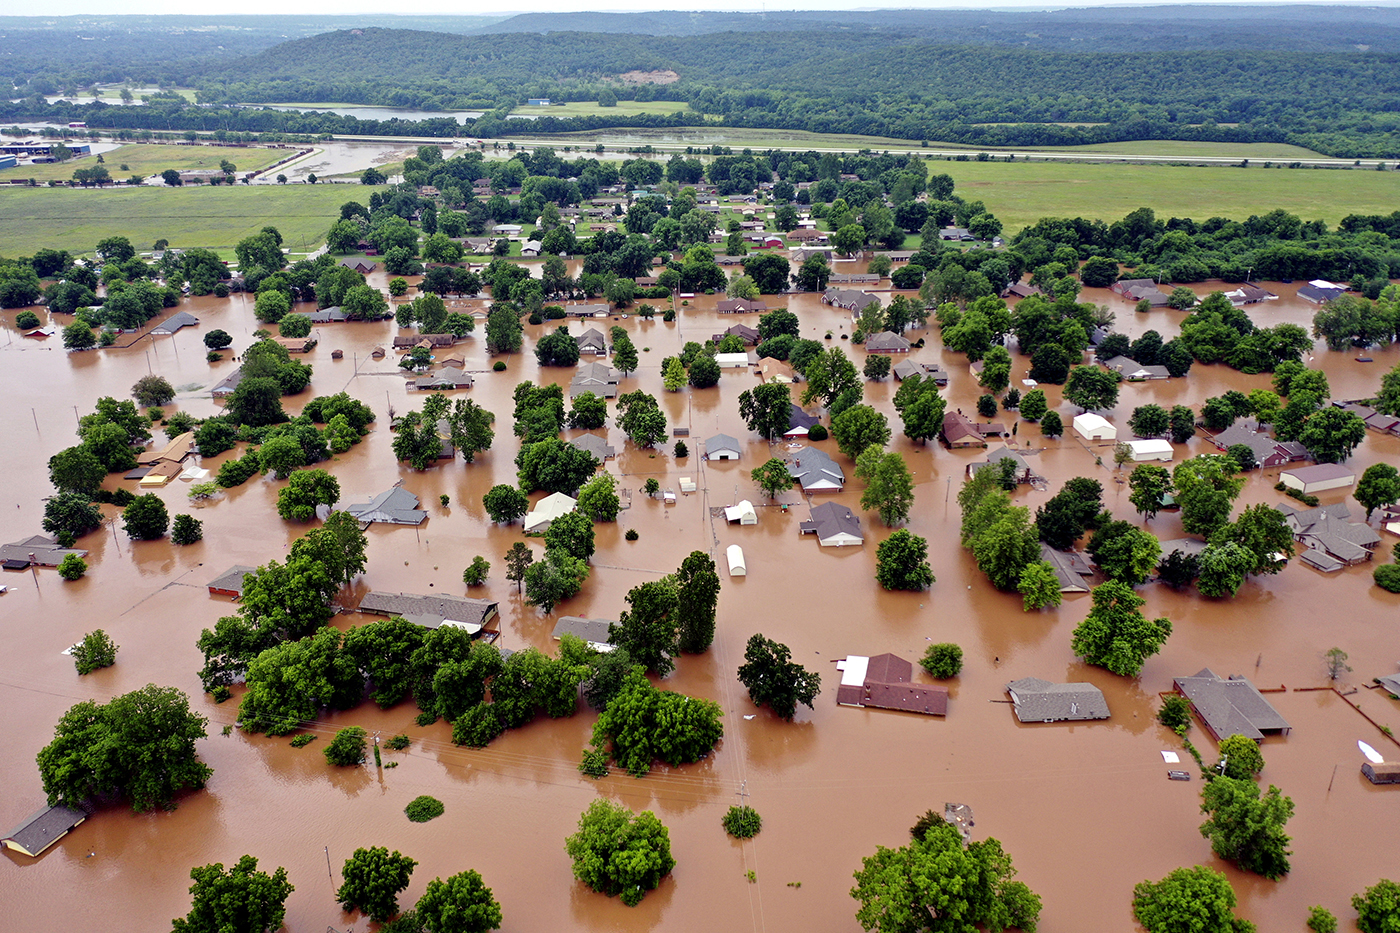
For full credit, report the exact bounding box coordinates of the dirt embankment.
[614,69,679,85]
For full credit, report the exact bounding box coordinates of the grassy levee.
[0,185,351,256]
[4,144,288,184]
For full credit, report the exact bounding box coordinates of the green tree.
[1173,455,1245,539]
[342,617,427,708]
[63,320,96,350]
[567,392,608,430]
[522,548,589,613]
[1307,906,1338,933]
[801,347,859,407]
[1356,463,1400,519]
[609,580,679,676]
[275,469,339,521]
[544,510,595,562]
[688,353,721,389]
[1129,464,1175,520]
[42,490,103,546]
[1214,504,1294,577]
[504,542,534,594]
[483,485,529,524]
[973,506,1040,591]
[171,855,293,933]
[258,434,306,480]
[38,684,211,812]
[171,513,203,545]
[337,847,417,922]
[1065,365,1120,411]
[1018,560,1063,611]
[736,633,822,720]
[565,799,676,907]
[131,374,175,407]
[416,870,504,933]
[1071,581,1172,677]
[1199,777,1294,880]
[462,556,490,586]
[832,404,890,461]
[662,356,686,392]
[616,390,668,448]
[865,354,893,381]
[1086,520,1162,586]
[851,819,1041,933]
[920,643,963,679]
[72,629,117,674]
[738,383,795,442]
[1035,476,1105,549]
[1129,404,1169,438]
[1299,407,1368,463]
[1019,389,1048,421]
[1217,734,1265,780]
[1040,410,1064,438]
[875,529,935,591]
[1353,879,1400,933]
[1132,865,1256,933]
[613,337,640,375]
[1169,405,1197,444]
[675,550,721,654]
[1196,542,1255,598]
[291,511,368,588]
[48,445,107,495]
[57,552,87,580]
[857,447,915,526]
[752,457,796,500]
[122,492,169,540]
[577,473,621,522]
[238,628,363,735]
[589,667,723,776]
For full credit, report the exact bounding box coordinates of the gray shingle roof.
[552,616,617,650]
[568,433,615,460]
[207,565,257,595]
[2,804,86,857]
[359,592,498,630]
[1006,677,1110,722]
[787,446,845,490]
[341,487,428,525]
[0,535,87,568]
[1173,668,1290,741]
[705,433,741,457]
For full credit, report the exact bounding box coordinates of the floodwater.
[250,105,485,124]
[261,141,480,184]
[2,273,1399,933]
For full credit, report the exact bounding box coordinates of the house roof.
[786,403,820,433]
[835,653,948,715]
[289,307,347,324]
[138,431,195,465]
[1173,668,1290,741]
[568,433,615,460]
[1038,544,1093,592]
[2,804,86,857]
[758,359,797,383]
[359,592,498,630]
[211,368,245,396]
[0,535,87,568]
[552,616,616,651]
[1006,677,1110,722]
[705,433,742,457]
[865,331,911,352]
[1282,463,1355,484]
[414,371,473,390]
[724,499,757,523]
[340,486,428,525]
[524,492,578,532]
[1377,673,1400,696]
[575,327,607,351]
[892,359,946,383]
[151,311,199,334]
[787,446,845,490]
[801,501,862,543]
[942,410,986,446]
[207,564,257,595]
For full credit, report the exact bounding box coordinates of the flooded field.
[2,273,1398,932]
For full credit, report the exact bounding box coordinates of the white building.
[1127,439,1174,462]
[1072,413,1117,442]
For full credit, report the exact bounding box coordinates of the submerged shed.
[726,544,747,576]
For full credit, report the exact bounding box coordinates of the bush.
[1374,564,1400,593]
[147,407,165,424]
[171,513,203,545]
[920,643,963,679]
[289,734,315,748]
[323,726,367,766]
[405,795,445,822]
[131,374,175,407]
[579,749,610,778]
[1157,695,1193,733]
[206,351,223,362]
[807,423,828,442]
[211,685,231,703]
[674,441,689,458]
[1307,905,1337,933]
[57,553,87,580]
[16,310,40,330]
[722,805,763,838]
[625,529,639,541]
[72,629,117,674]
[386,733,410,750]
[493,360,506,372]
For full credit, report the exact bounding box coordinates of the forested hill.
[464,5,1400,52]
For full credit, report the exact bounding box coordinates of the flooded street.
[2,275,1398,932]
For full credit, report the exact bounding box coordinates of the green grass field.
[3,144,286,184]
[1050,140,1325,159]
[934,160,1400,232]
[0,185,352,257]
[514,100,693,119]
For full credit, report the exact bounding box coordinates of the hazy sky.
[34,1,1364,16]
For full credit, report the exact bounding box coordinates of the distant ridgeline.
[4,7,1400,158]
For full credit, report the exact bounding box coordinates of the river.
[1,273,1397,932]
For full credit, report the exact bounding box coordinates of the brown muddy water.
[2,274,1399,932]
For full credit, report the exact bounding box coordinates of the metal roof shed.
[726,544,747,576]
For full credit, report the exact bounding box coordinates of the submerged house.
[207,565,257,598]
[0,535,87,570]
[2,804,87,857]
[1172,668,1291,742]
[338,486,429,525]
[786,446,845,493]
[359,592,498,634]
[1038,544,1094,593]
[835,653,948,716]
[552,616,616,652]
[1006,677,1110,723]
[800,501,862,546]
[524,492,578,534]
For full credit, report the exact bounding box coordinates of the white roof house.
[714,352,751,368]
[1281,463,1356,494]
[523,492,577,534]
[724,500,757,525]
[1072,413,1117,442]
[726,544,747,576]
[1127,439,1174,462]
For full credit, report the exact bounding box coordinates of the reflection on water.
[1,275,1398,931]
[251,104,484,124]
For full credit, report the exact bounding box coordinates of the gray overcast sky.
[30,1,1375,16]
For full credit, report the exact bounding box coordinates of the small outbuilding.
[2,804,87,857]
[726,544,747,576]
[705,434,742,461]
[1281,463,1356,495]
[1073,413,1117,442]
[1362,761,1400,784]
[1127,439,1174,462]
[714,352,751,368]
[723,500,757,525]
[207,565,257,598]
